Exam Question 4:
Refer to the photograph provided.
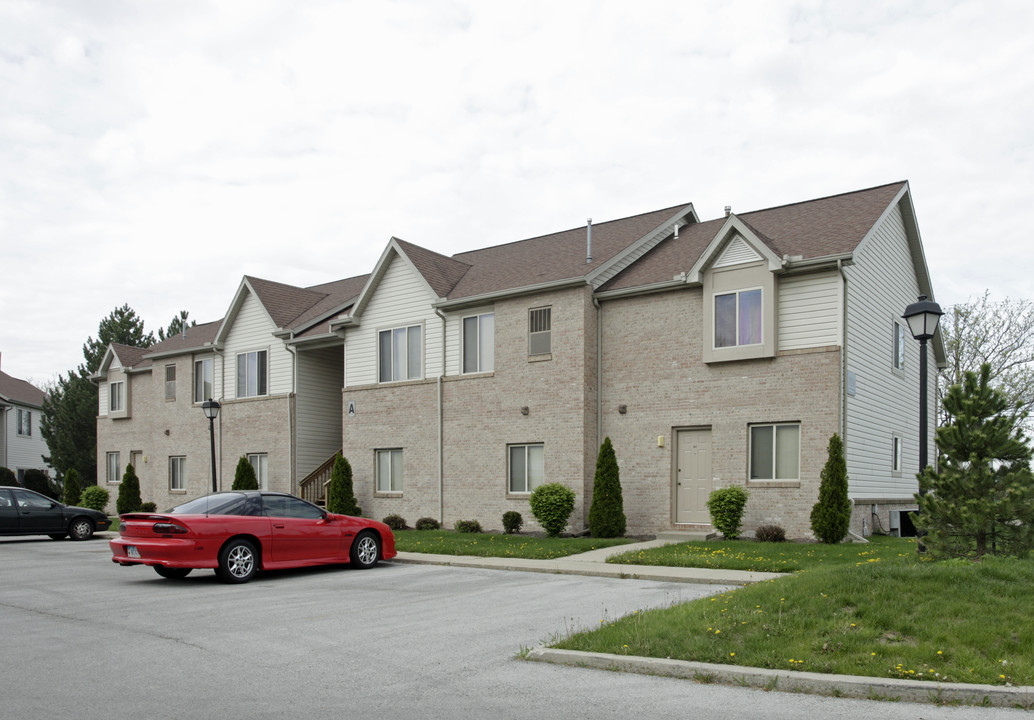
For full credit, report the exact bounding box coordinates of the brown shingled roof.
[394,238,471,298]
[0,369,46,407]
[245,276,328,329]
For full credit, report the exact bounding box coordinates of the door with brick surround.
[675,429,712,524]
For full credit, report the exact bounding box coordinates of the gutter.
[434,308,448,525]
[433,277,588,312]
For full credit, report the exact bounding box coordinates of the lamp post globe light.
[902,295,943,474]
[202,398,221,493]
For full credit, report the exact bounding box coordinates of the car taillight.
[119,521,127,533]
[152,523,189,535]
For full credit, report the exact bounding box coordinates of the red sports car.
[110,491,396,583]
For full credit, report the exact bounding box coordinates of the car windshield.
[169,493,253,516]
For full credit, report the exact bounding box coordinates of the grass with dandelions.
[392,529,634,559]
[555,537,1034,686]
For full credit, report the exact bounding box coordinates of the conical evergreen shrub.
[588,437,626,538]
[63,468,82,506]
[116,463,143,515]
[327,454,361,516]
[232,456,259,490]
[810,434,851,543]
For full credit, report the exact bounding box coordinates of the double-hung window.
[169,456,186,492]
[892,436,904,473]
[106,452,121,484]
[376,449,403,493]
[165,365,176,400]
[248,453,269,490]
[194,357,213,403]
[236,350,268,398]
[893,322,906,370]
[378,326,422,382]
[16,409,31,436]
[462,313,495,373]
[715,288,762,348]
[109,382,125,412]
[529,308,551,356]
[749,423,800,481]
[508,443,544,493]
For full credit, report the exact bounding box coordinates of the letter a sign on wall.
[347,401,357,418]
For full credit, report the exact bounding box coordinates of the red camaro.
[110,491,396,583]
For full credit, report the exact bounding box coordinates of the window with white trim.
[17,409,31,436]
[165,364,176,400]
[169,456,186,492]
[378,326,422,382]
[236,350,268,398]
[749,423,800,481]
[248,453,269,491]
[529,308,551,356]
[376,449,403,493]
[109,381,125,412]
[893,322,906,370]
[106,452,121,484]
[715,288,762,348]
[462,313,494,373]
[194,357,213,403]
[508,443,544,493]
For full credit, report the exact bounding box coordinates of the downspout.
[838,259,868,542]
[285,339,298,494]
[0,403,8,469]
[592,296,602,454]
[434,308,447,525]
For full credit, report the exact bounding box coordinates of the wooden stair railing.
[298,450,341,506]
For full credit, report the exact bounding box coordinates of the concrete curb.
[527,648,1034,708]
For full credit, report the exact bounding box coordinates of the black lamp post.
[902,295,943,473]
[202,398,221,493]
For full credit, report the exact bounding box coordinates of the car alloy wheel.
[217,539,257,583]
[350,532,380,569]
[68,518,94,541]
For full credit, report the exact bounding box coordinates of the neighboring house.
[0,365,52,481]
[95,181,942,538]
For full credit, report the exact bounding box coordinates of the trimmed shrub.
[63,468,82,506]
[24,468,58,499]
[755,524,786,543]
[454,519,482,534]
[810,434,852,544]
[232,456,258,491]
[80,486,110,512]
[140,502,157,513]
[0,466,17,486]
[326,454,361,516]
[588,437,626,538]
[415,517,440,530]
[502,510,523,534]
[382,514,408,530]
[707,486,749,540]
[116,464,142,514]
[529,483,576,538]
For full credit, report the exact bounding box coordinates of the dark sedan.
[0,486,112,540]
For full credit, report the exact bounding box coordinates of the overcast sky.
[2,0,1032,385]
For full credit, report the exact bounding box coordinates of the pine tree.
[116,464,142,514]
[915,364,1034,558]
[232,456,259,490]
[588,437,626,538]
[810,434,852,544]
[63,468,82,506]
[326,454,361,516]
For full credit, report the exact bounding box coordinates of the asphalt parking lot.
[1,537,1020,719]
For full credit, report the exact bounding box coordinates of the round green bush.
[382,514,408,530]
[454,519,483,534]
[140,502,157,513]
[502,510,523,534]
[415,517,440,530]
[755,524,786,542]
[0,466,17,486]
[706,486,749,540]
[528,483,576,538]
[80,485,110,512]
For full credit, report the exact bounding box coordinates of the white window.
[248,453,269,491]
[194,357,213,403]
[715,288,763,348]
[378,326,422,382]
[109,381,125,412]
[509,443,544,493]
[16,409,31,436]
[376,449,403,493]
[106,452,121,484]
[462,313,495,373]
[529,308,551,356]
[893,322,906,370]
[749,424,800,481]
[165,364,176,400]
[892,436,903,473]
[169,456,186,492]
[236,350,268,398]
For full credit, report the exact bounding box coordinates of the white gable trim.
[349,238,442,322]
[687,216,783,284]
[714,235,762,268]
[215,278,277,346]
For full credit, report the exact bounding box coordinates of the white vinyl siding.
[778,271,842,351]
[224,289,292,399]
[843,202,932,499]
[345,253,441,386]
[295,347,343,480]
[4,402,49,472]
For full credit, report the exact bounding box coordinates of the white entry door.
[675,429,712,524]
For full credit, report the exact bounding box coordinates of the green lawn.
[555,538,1034,687]
[392,529,634,559]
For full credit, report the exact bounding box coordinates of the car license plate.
[127,546,140,559]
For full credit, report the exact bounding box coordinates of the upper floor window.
[237,350,268,398]
[529,307,551,356]
[194,357,213,403]
[749,423,800,481]
[109,381,125,412]
[509,443,544,493]
[378,325,422,382]
[893,322,906,370]
[462,313,494,373]
[165,364,176,400]
[715,288,762,348]
[17,409,31,436]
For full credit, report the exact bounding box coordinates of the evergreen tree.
[63,468,82,506]
[116,464,142,514]
[24,468,58,499]
[82,304,155,374]
[232,456,259,490]
[588,437,626,538]
[915,364,1034,558]
[158,310,196,341]
[810,434,852,544]
[326,454,361,516]
[0,466,18,486]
